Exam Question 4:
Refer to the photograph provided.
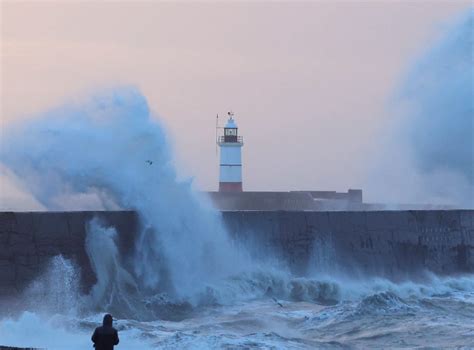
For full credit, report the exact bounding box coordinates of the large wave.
[0,87,251,308]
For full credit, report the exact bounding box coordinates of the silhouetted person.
[92,314,119,350]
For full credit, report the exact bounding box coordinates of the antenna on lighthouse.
[215,114,219,155]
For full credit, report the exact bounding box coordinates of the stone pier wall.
[0,210,473,297]
[0,211,138,297]
[222,210,474,278]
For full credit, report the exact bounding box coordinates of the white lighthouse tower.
[217,112,244,192]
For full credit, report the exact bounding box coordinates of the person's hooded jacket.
[92,314,119,350]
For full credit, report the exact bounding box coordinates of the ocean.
[2,269,474,349]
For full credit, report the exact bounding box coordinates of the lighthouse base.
[219,182,243,192]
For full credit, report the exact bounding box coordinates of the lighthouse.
[217,112,244,192]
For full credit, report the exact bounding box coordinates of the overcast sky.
[1,1,470,200]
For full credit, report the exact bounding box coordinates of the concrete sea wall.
[0,211,138,297]
[0,210,473,297]
[222,210,474,278]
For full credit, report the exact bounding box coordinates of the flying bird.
[272,297,284,307]
[146,160,153,165]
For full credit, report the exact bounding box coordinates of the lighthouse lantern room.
[217,112,244,192]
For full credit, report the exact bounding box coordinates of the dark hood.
[103,314,113,327]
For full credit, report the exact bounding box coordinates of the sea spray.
[0,87,250,303]
[398,10,473,186]
[369,10,473,207]
[85,218,138,317]
[22,255,81,316]
[0,86,308,320]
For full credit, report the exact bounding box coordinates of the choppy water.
[2,272,474,349]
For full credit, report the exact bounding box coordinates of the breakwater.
[0,210,473,297]
[223,210,474,278]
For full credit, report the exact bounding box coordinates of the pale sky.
[1,1,470,201]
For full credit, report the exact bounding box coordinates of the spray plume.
[0,87,249,304]
[369,10,473,207]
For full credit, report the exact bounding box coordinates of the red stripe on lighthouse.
[219,182,243,192]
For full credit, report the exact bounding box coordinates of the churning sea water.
[1,270,474,349]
